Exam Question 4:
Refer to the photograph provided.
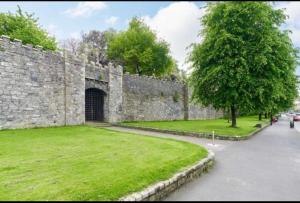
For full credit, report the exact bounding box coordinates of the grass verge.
[122,115,269,136]
[0,126,207,200]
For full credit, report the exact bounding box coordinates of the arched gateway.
[85,88,106,121]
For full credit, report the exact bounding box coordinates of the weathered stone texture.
[108,63,123,123]
[64,52,85,125]
[122,74,223,121]
[187,87,223,120]
[85,62,110,122]
[122,73,185,121]
[0,35,223,129]
[0,36,84,129]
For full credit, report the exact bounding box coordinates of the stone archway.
[85,88,106,122]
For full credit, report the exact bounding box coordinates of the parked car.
[293,114,300,121]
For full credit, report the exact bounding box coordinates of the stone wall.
[187,88,224,120]
[0,34,223,129]
[122,73,185,121]
[0,35,85,129]
[108,63,123,123]
[85,62,109,121]
[122,73,223,121]
[84,62,123,123]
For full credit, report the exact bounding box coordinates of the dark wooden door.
[85,88,104,121]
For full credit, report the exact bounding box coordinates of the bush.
[0,6,58,50]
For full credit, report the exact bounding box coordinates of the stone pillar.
[64,51,86,125]
[108,63,123,123]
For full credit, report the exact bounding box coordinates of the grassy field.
[123,115,269,136]
[0,126,207,201]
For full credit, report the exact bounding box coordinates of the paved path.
[107,119,300,201]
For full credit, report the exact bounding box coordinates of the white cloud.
[64,2,107,18]
[142,2,206,71]
[105,16,119,26]
[274,2,300,47]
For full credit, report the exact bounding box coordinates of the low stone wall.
[116,123,270,141]
[119,150,215,201]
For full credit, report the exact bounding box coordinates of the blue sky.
[0,1,204,38]
[0,1,299,74]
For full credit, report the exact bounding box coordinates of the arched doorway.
[85,88,106,121]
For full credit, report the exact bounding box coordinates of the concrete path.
[106,119,300,201]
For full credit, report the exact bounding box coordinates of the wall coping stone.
[119,150,215,201]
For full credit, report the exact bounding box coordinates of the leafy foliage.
[189,2,298,127]
[107,17,175,77]
[0,6,57,50]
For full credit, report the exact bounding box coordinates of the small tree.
[60,38,80,55]
[107,17,175,77]
[0,6,57,50]
[189,2,298,127]
[77,29,117,64]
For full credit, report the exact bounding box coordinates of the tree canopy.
[189,1,298,127]
[107,17,176,77]
[0,6,57,50]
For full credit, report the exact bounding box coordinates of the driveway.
[107,119,300,201]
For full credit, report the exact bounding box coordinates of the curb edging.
[119,150,215,201]
[113,123,270,141]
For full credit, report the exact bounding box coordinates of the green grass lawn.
[122,115,269,136]
[0,126,207,201]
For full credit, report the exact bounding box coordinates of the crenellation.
[0,37,222,129]
[0,40,85,130]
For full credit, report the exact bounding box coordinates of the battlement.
[0,35,86,65]
[123,71,184,85]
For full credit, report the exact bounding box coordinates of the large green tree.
[107,17,175,77]
[189,1,298,127]
[0,6,57,50]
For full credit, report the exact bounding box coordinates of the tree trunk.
[259,113,262,121]
[231,105,237,128]
[135,63,141,75]
[227,107,230,123]
[265,113,267,118]
[270,111,273,126]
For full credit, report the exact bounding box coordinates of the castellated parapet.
[0,35,85,129]
[0,35,223,129]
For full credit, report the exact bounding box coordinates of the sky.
[0,1,300,74]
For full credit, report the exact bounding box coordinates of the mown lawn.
[123,116,269,136]
[0,126,207,201]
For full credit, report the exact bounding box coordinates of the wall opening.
[85,88,106,122]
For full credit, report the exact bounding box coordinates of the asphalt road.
[108,119,300,201]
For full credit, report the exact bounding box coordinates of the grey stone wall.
[84,62,123,123]
[0,34,223,129]
[108,63,123,123]
[0,35,85,129]
[122,74,223,121]
[187,87,223,120]
[85,62,109,121]
[122,74,185,121]
[64,52,85,125]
